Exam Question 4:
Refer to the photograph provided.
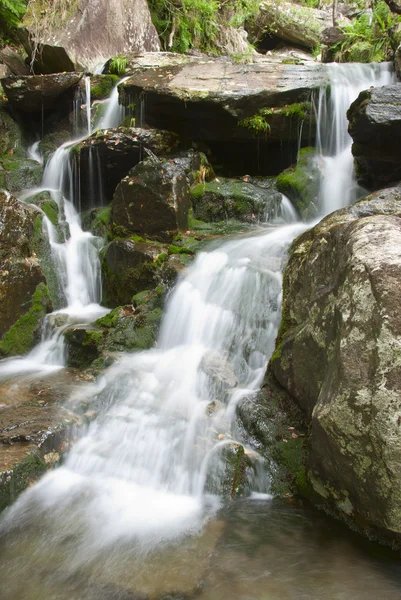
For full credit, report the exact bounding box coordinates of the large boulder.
[75,127,183,208]
[1,73,82,113]
[255,1,349,50]
[0,47,29,76]
[270,186,401,547]
[24,0,160,71]
[348,84,401,190]
[111,152,200,240]
[118,53,324,174]
[0,191,48,342]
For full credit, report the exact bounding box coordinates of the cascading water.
[0,61,397,599]
[98,76,130,129]
[315,62,394,214]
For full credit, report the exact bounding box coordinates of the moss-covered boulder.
[276,147,322,219]
[190,176,281,223]
[0,152,43,193]
[64,293,164,368]
[39,129,71,162]
[270,185,401,547]
[111,152,201,240]
[89,74,120,100]
[0,191,49,342]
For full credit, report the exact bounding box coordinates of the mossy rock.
[0,283,52,357]
[64,293,165,368]
[0,153,43,193]
[190,177,281,223]
[276,147,321,219]
[0,107,21,156]
[237,368,307,497]
[81,206,111,237]
[90,74,119,100]
[0,452,47,514]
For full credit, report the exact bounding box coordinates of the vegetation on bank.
[147,0,260,53]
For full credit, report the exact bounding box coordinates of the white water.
[27,141,43,165]
[315,62,394,215]
[85,75,92,136]
[98,76,130,129]
[0,62,395,565]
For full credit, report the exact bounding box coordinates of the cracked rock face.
[271,186,401,543]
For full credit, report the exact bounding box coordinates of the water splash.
[27,141,43,165]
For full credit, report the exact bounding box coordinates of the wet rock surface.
[270,186,401,546]
[0,191,47,338]
[1,73,82,113]
[191,176,281,223]
[0,369,86,512]
[76,127,183,207]
[348,84,401,190]
[111,152,200,240]
[276,147,322,219]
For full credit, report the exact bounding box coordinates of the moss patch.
[0,452,47,513]
[0,283,52,357]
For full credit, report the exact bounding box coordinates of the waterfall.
[315,62,394,214]
[98,76,130,129]
[27,141,43,165]
[0,60,396,589]
[85,75,92,136]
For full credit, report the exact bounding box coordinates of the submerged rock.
[348,84,401,190]
[270,186,401,546]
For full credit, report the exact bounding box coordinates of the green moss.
[238,114,271,136]
[295,466,317,500]
[41,200,59,226]
[90,75,119,100]
[95,308,119,329]
[168,244,193,255]
[0,283,52,357]
[0,452,47,513]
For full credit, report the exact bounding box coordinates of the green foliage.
[0,0,27,36]
[148,0,261,54]
[238,114,271,136]
[330,1,401,63]
[109,55,128,76]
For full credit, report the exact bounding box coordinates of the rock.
[348,84,401,190]
[101,239,162,306]
[24,0,160,71]
[270,186,401,546]
[0,153,43,193]
[1,73,82,113]
[237,368,306,497]
[205,441,251,499]
[0,191,48,341]
[0,47,29,76]
[119,52,323,174]
[0,107,21,156]
[215,26,252,55]
[88,74,120,101]
[191,176,281,223]
[256,0,349,50]
[0,369,84,512]
[111,152,199,240]
[75,127,183,208]
[29,45,75,76]
[395,43,401,80]
[64,296,164,368]
[276,147,322,219]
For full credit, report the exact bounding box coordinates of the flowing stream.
[0,63,399,599]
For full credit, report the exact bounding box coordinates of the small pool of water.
[1,498,400,600]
